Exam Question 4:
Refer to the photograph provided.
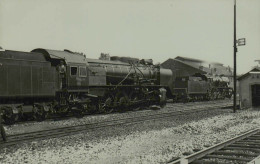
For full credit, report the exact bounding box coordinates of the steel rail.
[168,128,260,164]
[0,102,231,147]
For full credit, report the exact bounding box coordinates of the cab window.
[70,66,78,76]
[79,67,87,77]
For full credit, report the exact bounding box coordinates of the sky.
[0,0,259,74]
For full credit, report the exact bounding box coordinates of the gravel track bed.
[5,100,230,135]
[2,104,257,163]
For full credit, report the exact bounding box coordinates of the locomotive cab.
[32,49,93,90]
[66,63,89,89]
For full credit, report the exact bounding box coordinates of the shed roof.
[175,56,204,63]
[162,58,207,74]
[174,59,206,74]
[175,56,224,66]
[173,56,232,76]
[238,68,260,81]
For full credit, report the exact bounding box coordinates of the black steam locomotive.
[0,48,232,124]
[169,73,233,102]
[0,48,172,124]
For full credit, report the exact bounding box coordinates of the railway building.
[161,56,233,87]
[160,58,206,78]
[238,67,260,108]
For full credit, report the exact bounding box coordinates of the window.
[79,66,87,77]
[70,66,78,76]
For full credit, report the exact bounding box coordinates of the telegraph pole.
[233,0,237,113]
[233,0,246,113]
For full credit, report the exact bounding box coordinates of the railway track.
[168,128,260,164]
[12,99,231,125]
[0,102,232,148]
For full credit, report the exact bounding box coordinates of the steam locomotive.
[0,48,172,124]
[0,48,231,124]
[170,73,232,102]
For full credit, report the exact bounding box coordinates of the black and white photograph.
[0,0,260,163]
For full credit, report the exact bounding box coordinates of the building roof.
[173,56,232,76]
[175,56,224,66]
[238,68,260,81]
[175,56,204,63]
[162,58,207,74]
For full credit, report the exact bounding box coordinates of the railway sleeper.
[240,139,260,143]
[212,150,258,157]
[203,154,252,162]
[222,147,260,153]
[246,136,260,140]
[191,159,228,164]
[231,142,260,147]
[228,144,260,149]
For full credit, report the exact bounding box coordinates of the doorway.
[251,84,260,107]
